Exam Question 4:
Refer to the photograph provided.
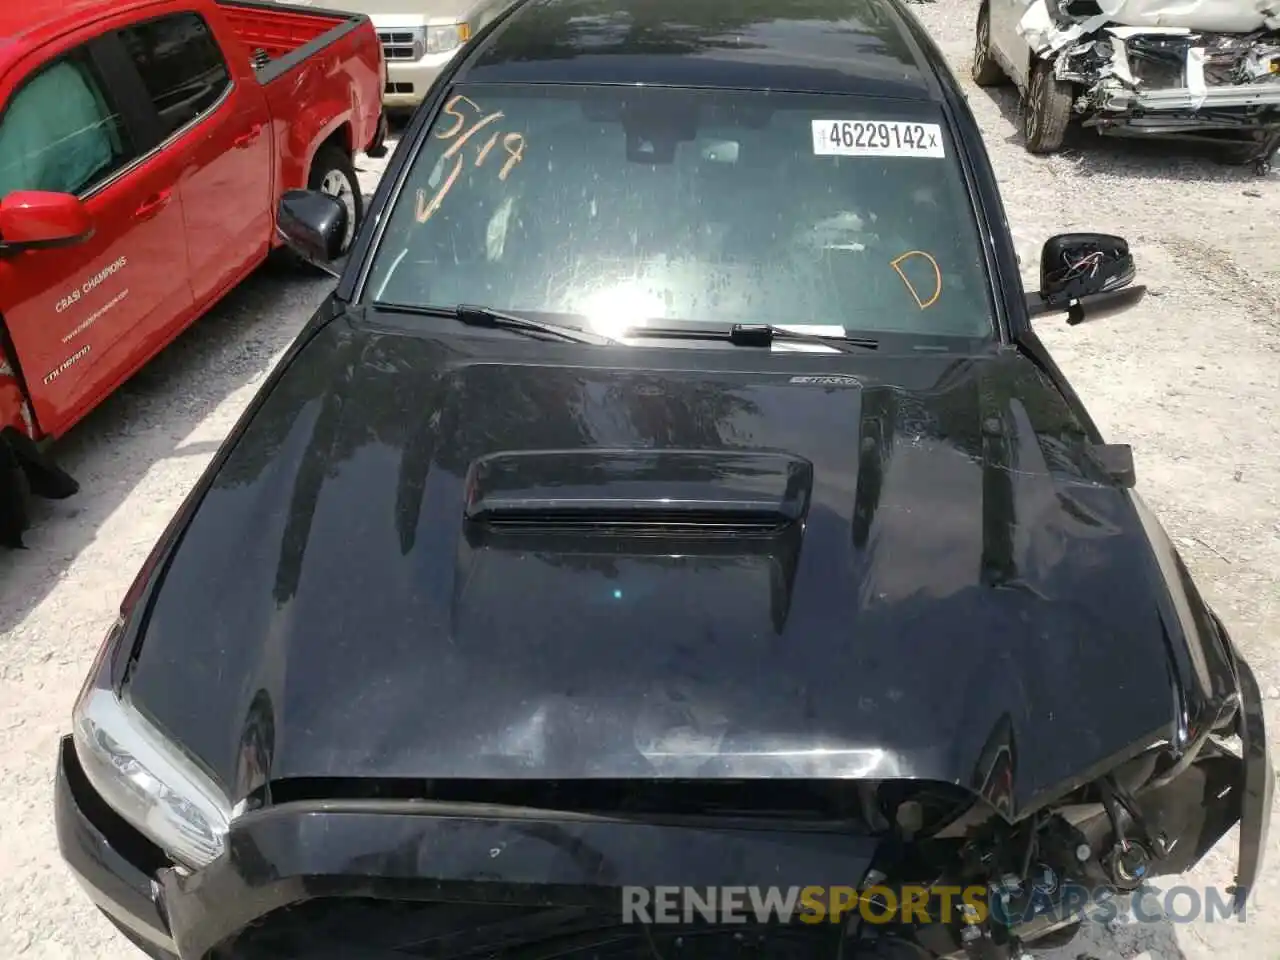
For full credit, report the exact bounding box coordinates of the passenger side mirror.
[1026,232,1147,325]
[0,191,93,253]
[276,190,347,276]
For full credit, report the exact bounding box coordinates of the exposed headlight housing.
[71,618,231,870]
[427,22,471,54]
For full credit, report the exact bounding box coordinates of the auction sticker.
[812,120,945,158]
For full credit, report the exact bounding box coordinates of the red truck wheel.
[309,145,364,255]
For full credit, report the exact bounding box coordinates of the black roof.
[457,0,943,100]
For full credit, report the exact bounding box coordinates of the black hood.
[126,314,1190,820]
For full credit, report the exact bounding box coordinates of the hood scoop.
[464,449,813,535]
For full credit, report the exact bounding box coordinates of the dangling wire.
[1062,248,1105,280]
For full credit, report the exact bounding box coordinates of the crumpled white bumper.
[1016,0,1280,113]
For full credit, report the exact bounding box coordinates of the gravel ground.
[1,4,1278,956]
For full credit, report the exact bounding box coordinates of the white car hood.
[1059,0,1280,32]
[1021,0,1280,53]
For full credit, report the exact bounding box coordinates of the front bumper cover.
[56,736,878,958]
[53,644,1273,957]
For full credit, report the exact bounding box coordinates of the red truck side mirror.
[0,191,94,253]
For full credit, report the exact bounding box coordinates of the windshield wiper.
[371,302,620,346]
[627,323,878,352]
[368,305,876,352]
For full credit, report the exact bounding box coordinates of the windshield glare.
[364,84,996,340]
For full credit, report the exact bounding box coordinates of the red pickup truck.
[0,0,386,546]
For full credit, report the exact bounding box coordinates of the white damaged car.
[973,0,1280,167]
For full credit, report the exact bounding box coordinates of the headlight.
[427,22,471,54]
[71,619,231,870]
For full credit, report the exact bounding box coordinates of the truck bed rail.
[217,0,371,84]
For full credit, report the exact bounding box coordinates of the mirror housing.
[0,191,93,252]
[276,190,347,274]
[1026,232,1146,324]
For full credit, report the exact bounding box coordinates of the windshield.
[363,83,996,340]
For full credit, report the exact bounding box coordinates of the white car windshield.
[364,83,997,340]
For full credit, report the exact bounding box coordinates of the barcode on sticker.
[812,120,945,158]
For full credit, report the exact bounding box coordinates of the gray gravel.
[1,4,1277,956]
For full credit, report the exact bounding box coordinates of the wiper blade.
[367,305,873,351]
[627,323,878,352]
[371,302,619,346]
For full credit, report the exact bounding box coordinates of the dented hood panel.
[122,318,1219,821]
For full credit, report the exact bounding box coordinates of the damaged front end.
[51,341,1274,959]
[162,716,1271,960]
[1021,0,1280,163]
[57,649,1272,960]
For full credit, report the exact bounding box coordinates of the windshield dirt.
[363,83,996,339]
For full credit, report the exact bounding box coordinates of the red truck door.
[0,35,192,439]
[114,10,272,309]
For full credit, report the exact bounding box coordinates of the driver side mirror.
[276,189,347,277]
[1026,232,1147,325]
[0,191,94,254]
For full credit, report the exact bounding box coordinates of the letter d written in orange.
[889,251,942,309]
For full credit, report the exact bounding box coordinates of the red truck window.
[116,13,230,139]
[0,50,135,197]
